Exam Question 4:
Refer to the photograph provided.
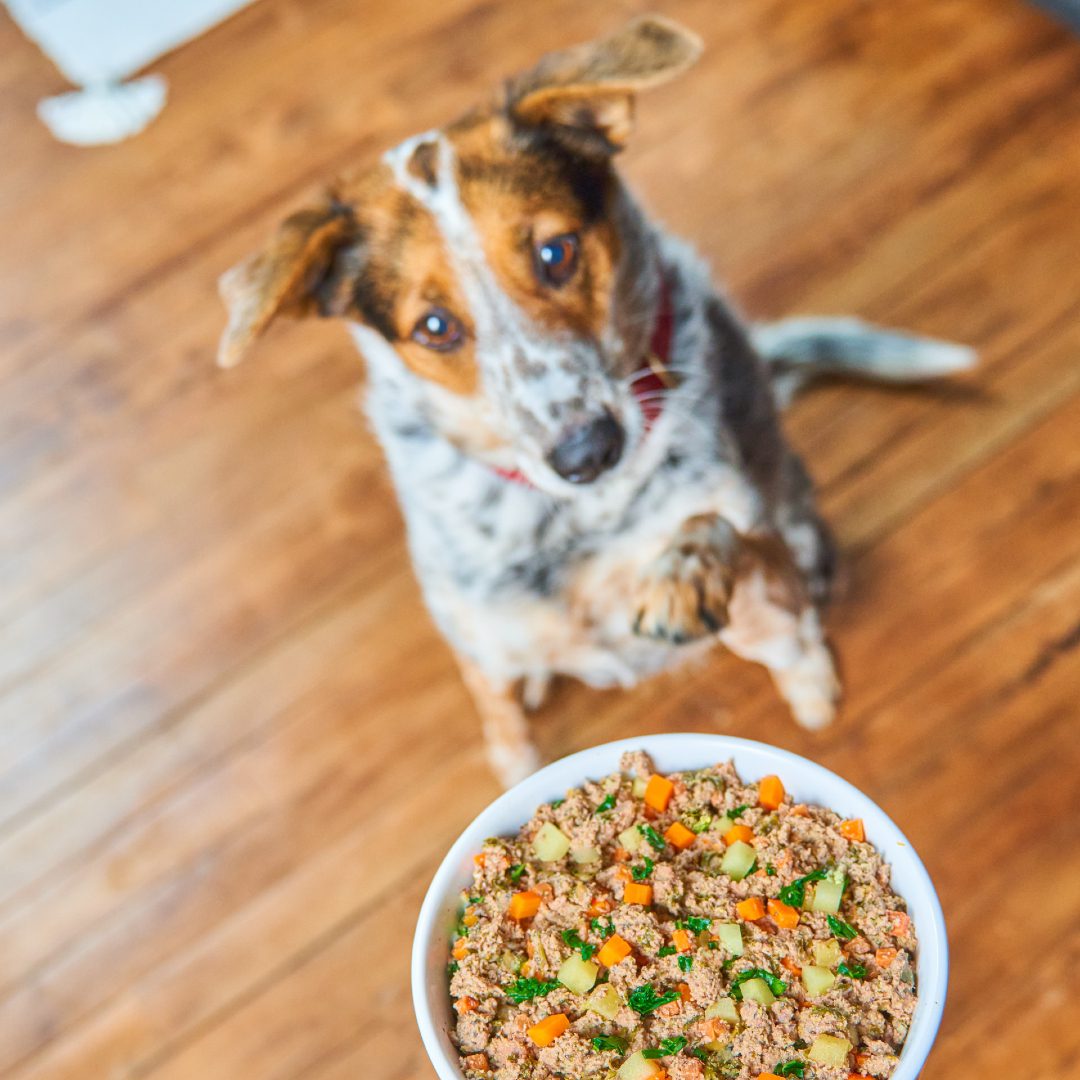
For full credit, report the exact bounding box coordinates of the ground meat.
[449,753,918,1079]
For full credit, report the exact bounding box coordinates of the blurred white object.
[4,0,259,145]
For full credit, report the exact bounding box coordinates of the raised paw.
[631,540,735,644]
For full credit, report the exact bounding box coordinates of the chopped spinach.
[729,967,786,1000]
[508,863,525,882]
[596,793,616,814]
[638,824,667,851]
[658,946,677,958]
[775,1061,806,1077]
[632,857,656,882]
[592,1035,628,1053]
[505,977,559,1003]
[643,1036,688,1058]
[838,961,867,979]
[778,868,829,908]
[678,954,693,973]
[627,983,681,1014]
[827,915,858,941]
[561,928,597,961]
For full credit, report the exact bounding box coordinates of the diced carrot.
[462,913,478,927]
[758,1074,784,1080]
[597,933,632,967]
[853,1053,869,1067]
[758,775,785,810]
[653,1072,669,1080]
[723,824,755,846]
[463,1052,491,1072]
[848,1075,873,1080]
[520,961,532,977]
[508,891,541,920]
[887,910,912,937]
[623,881,653,906]
[767,898,800,930]
[672,928,692,952]
[839,818,866,843]
[644,773,675,812]
[736,896,765,921]
[790,804,810,817]
[587,894,615,917]
[875,947,898,968]
[612,846,630,862]
[454,995,479,1014]
[656,997,682,1017]
[665,821,697,850]
[526,939,535,958]
[452,940,469,960]
[780,956,802,976]
[527,1012,570,1047]
[677,981,692,1002]
[473,853,486,866]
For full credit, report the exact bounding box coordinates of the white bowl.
[412,734,948,1080]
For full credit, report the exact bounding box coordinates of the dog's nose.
[546,411,625,484]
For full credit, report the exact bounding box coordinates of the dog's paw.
[775,642,841,730]
[632,542,734,644]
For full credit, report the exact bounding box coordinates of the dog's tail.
[750,317,976,406]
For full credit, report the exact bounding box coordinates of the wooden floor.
[1,1,1078,1077]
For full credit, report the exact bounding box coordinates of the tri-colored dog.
[219,16,972,784]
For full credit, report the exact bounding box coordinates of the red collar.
[493,274,675,487]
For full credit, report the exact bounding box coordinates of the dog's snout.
[546,411,625,484]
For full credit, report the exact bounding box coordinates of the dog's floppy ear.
[217,195,356,369]
[506,15,702,157]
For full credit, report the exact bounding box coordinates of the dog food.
[448,752,918,1079]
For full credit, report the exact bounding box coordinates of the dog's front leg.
[456,654,541,788]
[632,514,741,643]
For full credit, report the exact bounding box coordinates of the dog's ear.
[217,196,356,369]
[506,15,702,157]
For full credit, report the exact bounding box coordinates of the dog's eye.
[412,307,464,352]
[534,233,579,287]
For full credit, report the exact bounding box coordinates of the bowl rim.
[412,733,948,1080]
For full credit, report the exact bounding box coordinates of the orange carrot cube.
[758,775,785,810]
[664,821,697,849]
[839,819,866,842]
[875,947,898,968]
[644,773,675,812]
[723,824,754,846]
[736,896,765,921]
[508,891,541,920]
[597,933,632,967]
[623,881,653,906]
[672,928,692,952]
[767,898,800,929]
[527,1012,570,1047]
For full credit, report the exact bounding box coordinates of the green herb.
[827,915,858,941]
[722,958,735,970]
[561,928,597,961]
[838,961,867,979]
[455,922,469,938]
[766,864,777,876]
[642,1037,688,1058]
[505,977,559,1003]
[447,961,459,975]
[508,863,525,882]
[685,916,712,934]
[638,824,666,851]
[627,983,682,1015]
[632,857,656,882]
[596,793,616,813]
[775,1061,806,1077]
[682,808,713,833]
[550,798,565,809]
[590,917,615,937]
[678,954,693,973]
[729,804,750,819]
[658,946,677,958]
[778,868,828,908]
[729,968,786,1000]
[691,1048,709,1062]
[708,940,719,950]
[468,895,480,904]
[592,1035,628,1053]
[793,1039,809,1050]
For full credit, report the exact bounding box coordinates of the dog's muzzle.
[546,410,625,484]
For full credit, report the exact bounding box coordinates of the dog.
[218,16,973,785]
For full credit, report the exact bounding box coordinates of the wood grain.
[1,1,1078,1077]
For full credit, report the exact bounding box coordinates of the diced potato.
[809,880,844,913]
[618,826,643,854]
[714,922,744,957]
[532,822,571,862]
[705,998,740,1024]
[557,953,599,995]
[719,840,756,881]
[812,939,843,968]
[585,983,621,1020]
[631,777,649,798]
[808,1034,853,1067]
[739,977,776,1005]
[704,1038,733,1052]
[713,814,735,834]
[801,964,837,997]
[570,846,601,864]
[497,950,523,974]
[618,1050,662,1080]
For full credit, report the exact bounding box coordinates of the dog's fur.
[219,17,974,785]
